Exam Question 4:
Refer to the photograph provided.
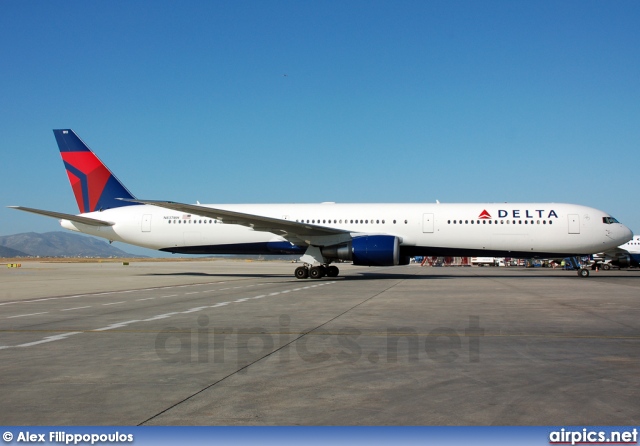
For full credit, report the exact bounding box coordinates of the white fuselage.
[616,235,640,254]
[60,202,632,258]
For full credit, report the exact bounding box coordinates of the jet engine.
[322,235,403,266]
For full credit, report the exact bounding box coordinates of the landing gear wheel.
[309,266,325,279]
[578,268,590,278]
[295,266,309,279]
[326,265,339,277]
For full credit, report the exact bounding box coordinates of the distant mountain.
[0,245,29,257]
[0,232,144,258]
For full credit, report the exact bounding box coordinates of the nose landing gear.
[569,256,590,278]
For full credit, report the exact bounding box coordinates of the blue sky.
[1,1,638,255]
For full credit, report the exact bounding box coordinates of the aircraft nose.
[620,224,634,243]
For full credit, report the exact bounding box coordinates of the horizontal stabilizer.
[8,206,115,227]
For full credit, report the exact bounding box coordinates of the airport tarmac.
[1,259,639,425]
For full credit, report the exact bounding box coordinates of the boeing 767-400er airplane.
[9,129,634,278]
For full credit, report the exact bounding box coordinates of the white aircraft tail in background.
[592,235,640,270]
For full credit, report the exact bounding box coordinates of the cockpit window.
[602,216,620,224]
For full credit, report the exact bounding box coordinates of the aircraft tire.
[309,266,324,279]
[327,265,339,277]
[295,266,309,279]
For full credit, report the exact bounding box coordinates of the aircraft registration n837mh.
[9,129,633,279]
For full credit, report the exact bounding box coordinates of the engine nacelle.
[612,255,631,268]
[322,235,400,266]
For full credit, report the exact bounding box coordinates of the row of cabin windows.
[296,219,408,225]
[168,219,219,224]
[167,219,410,225]
[448,219,554,225]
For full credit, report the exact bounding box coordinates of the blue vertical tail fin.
[53,129,137,213]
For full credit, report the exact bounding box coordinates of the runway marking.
[0,280,281,307]
[7,312,49,319]
[0,281,338,349]
[15,332,82,348]
[103,301,126,306]
[181,306,208,314]
[185,292,200,295]
[94,320,142,332]
[61,306,92,311]
[159,295,178,298]
[142,313,180,322]
[136,298,155,301]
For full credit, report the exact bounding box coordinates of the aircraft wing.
[123,199,350,237]
[8,206,115,227]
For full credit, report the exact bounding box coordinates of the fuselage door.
[142,214,152,232]
[568,214,580,234]
[422,213,434,233]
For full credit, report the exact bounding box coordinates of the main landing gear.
[294,264,339,279]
